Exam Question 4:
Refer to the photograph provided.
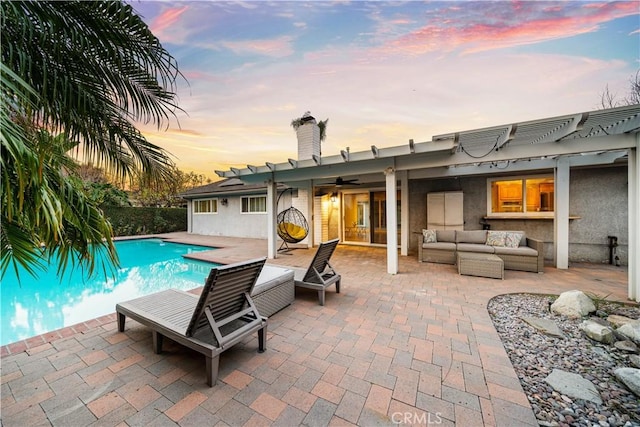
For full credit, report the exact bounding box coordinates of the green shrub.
[101,207,187,236]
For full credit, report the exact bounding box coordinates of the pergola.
[216,105,640,301]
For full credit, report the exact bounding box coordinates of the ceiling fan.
[316,177,360,188]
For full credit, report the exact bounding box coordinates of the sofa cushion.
[436,230,456,243]
[456,230,487,244]
[422,242,456,250]
[422,229,437,243]
[493,246,538,256]
[457,243,495,253]
[505,231,525,248]
[486,230,506,247]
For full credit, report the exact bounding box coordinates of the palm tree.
[1,1,183,279]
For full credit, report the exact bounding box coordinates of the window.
[193,199,218,214]
[487,176,554,216]
[241,196,267,213]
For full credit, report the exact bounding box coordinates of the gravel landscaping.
[488,293,640,427]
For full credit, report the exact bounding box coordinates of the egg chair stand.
[276,189,309,253]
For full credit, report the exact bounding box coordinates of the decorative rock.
[607,314,635,328]
[614,340,639,353]
[616,320,640,345]
[588,317,610,327]
[551,290,596,318]
[629,354,640,368]
[521,317,565,338]
[579,320,616,344]
[544,369,602,404]
[614,368,640,397]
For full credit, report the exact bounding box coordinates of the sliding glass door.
[343,193,369,243]
[342,190,400,245]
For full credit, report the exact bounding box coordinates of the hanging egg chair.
[276,189,309,251]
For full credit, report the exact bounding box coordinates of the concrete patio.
[0,233,631,426]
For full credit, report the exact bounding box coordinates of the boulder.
[616,320,640,345]
[630,354,640,369]
[521,317,565,338]
[614,367,640,397]
[607,314,635,328]
[551,290,596,318]
[579,320,615,344]
[544,369,602,404]
[614,340,639,353]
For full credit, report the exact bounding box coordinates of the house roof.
[180,178,288,199]
[214,105,640,184]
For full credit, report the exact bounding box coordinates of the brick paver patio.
[1,233,631,426]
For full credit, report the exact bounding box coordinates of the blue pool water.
[1,238,219,346]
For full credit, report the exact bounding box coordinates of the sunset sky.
[129,1,639,180]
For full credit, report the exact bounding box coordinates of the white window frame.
[193,198,218,214]
[241,195,267,214]
[486,174,554,218]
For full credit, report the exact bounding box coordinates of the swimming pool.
[1,238,219,346]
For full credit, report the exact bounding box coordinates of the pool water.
[1,238,219,346]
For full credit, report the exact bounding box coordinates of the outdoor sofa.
[418,229,544,273]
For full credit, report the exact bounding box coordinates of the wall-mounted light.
[330,193,337,203]
[221,198,228,206]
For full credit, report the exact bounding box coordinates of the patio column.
[629,140,639,302]
[554,157,570,269]
[305,181,315,248]
[266,179,277,259]
[385,167,398,274]
[399,170,409,256]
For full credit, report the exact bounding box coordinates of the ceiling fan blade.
[315,177,360,188]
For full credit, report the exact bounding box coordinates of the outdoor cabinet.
[427,191,464,230]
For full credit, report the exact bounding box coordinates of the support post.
[399,170,409,256]
[266,179,277,259]
[629,139,639,301]
[385,167,398,274]
[554,157,570,269]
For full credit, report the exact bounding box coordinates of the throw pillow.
[422,229,437,243]
[505,232,524,248]
[486,231,506,247]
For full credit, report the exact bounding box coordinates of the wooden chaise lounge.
[116,258,268,386]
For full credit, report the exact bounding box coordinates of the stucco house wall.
[189,196,268,238]
[409,165,628,265]
[187,188,312,245]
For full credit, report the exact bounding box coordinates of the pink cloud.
[220,36,295,58]
[151,6,189,33]
[149,6,189,41]
[381,2,638,56]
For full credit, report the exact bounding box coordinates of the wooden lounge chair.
[292,238,341,306]
[116,258,268,386]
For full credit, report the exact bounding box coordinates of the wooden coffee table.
[456,252,504,279]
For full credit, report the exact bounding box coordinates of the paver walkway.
[1,233,631,426]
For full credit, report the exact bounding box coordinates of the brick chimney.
[296,112,321,161]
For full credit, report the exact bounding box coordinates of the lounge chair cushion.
[279,223,307,240]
